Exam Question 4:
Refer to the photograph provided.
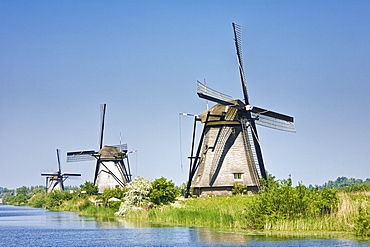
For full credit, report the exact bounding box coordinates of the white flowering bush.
[115,177,152,216]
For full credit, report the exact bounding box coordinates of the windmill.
[41,149,81,193]
[185,23,295,197]
[66,104,132,193]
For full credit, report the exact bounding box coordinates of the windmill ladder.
[240,118,262,190]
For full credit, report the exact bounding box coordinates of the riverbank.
[5,177,370,238]
[124,192,369,234]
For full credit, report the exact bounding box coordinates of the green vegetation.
[2,176,370,237]
[2,185,45,206]
[318,177,370,189]
[149,177,179,205]
[125,176,370,237]
[80,181,99,195]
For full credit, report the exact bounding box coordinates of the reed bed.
[125,192,370,236]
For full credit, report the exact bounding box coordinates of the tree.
[31,187,46,195]
[149,177,179,205]
[80,181,98,195]
[16,186,29,196]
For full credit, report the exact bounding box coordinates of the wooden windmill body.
[185,23,295,197]
[191,102,261,196]
[67,104,132,193]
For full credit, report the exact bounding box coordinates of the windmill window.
[233,173,243,180]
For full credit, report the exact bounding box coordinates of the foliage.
[97,187,126,208]
[44,190,73,209]
[0,187,14,193]
[321,177,370,189]
[339,183,370,193]
[232,182,247,195]
[80,181,98,195]
[149,177,179,205]
[64,185,80,191]
[354,206,370,236]
[3,193,28,205]
[243,175,339,229]
[178,182,188,197]
[31,187,46,195]
[28,193,46,208]
[16,186,29,196]
[116,177,152,216]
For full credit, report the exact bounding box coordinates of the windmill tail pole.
[185,112,210,198]
[185,116,198,198]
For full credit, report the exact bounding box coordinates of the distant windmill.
[185,23,295,197]
[66,104,132,193]
[41,149,81,193]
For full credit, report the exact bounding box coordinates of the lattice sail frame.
[197,81,233,103]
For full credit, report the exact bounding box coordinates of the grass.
[124,192,370,236]
[126,196,252,229]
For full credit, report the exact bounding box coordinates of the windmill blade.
[63,173,81,177]
[99,104,107,150]
[197,81,236,106]
[56,149,62,173]
[66,150,96,162]
[251,106,295,132]
[251,106,294,122]
[252,113,296,132]
[232,23,250,105]
[41,173,58,176]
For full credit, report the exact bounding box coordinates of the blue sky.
[1,1,369,189]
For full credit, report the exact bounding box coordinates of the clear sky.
[1,1,369,189]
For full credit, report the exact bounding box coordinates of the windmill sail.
[233,22,249,105]
[252,113,295,132]
[67,150,96,162]
[197,81,295,132]
[197,81,234,106]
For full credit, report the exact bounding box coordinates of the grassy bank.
[9,176,370,237]
[126,193,369,233]
[124,177,370,238]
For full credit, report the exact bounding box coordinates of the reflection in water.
[195,229,251,245]
[94,217,153,228]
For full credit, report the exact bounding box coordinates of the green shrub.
[232,182,247,195]
[149,177,179,205]
[97,187,126,207]
[78,200,94,211]
[354,206,370,236]
[116,177,152,216]
[28,193,46,208]
[80,181,98,195]
[244,176,339,229]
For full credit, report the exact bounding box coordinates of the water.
[0,205,368,247]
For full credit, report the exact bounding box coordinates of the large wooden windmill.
[41,149,81,193]
[66,104,132,193]
[185,23,295,197]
